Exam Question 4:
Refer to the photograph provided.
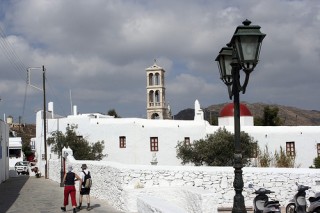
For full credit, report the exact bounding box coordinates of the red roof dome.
[219,103,252,117]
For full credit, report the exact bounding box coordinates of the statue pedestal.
[150,161,158,165]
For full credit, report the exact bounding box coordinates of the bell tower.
[146,60,171,119]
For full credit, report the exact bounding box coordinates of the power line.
[0,26,26,80]
[0,25,29,122]
[0,25,68,122]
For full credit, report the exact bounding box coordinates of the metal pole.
[231,65,246,213]
[43,65,48,179]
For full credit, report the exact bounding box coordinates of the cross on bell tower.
[146,60,171,119]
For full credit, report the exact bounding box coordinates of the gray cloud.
[0,0,319,123]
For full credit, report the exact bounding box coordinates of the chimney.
[73,105,77,115]
[48,102,54,118]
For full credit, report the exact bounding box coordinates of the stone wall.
[49,158,320,212]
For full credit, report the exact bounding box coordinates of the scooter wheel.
[286,204,295,213]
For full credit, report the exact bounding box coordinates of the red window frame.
[150,137,158,151]
[119,136,126,148]
[286,141,295,157]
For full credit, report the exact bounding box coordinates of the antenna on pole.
[70,90,73,115]
[27,67,43,91]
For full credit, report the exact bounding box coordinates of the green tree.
[255,106,283,126]
[18,131,33,159]
[254,117,263,126]
[176,127,256,166]
[204,110,218,125]
[47,124,105,160]
[274,146,295,167]
[313,156,320,168]
[107,109,120,118]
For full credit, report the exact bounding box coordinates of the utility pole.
[27,66,48,179]
[42,65,48,179]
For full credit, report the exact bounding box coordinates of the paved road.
[0,170,124,213]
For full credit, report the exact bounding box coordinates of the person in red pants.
[61,165,82,213]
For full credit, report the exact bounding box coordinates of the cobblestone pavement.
[0,170,124,213]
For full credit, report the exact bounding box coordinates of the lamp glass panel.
[217,61,223,79]
[236,36,259,61]
[224,56,232,77]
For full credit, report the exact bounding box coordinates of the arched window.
[155,73,160,85]
[149,73,153,86]
[149,91,154,102]
[151,113,160,119]
[155,90,160,103]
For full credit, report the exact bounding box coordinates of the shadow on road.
[0,173,29,212]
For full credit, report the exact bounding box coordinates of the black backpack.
[82,171,92,188]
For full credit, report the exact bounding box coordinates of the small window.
[9,149,21,158]
[184,137,190,146]
[286,141,295,157]
[317,143,320,157]
[119,136,126,148]
[150,137,158,151]
[31,140,35,150]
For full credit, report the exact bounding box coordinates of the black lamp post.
[215,19,266,213]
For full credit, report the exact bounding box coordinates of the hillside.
[10,124,36,138]
[174,102,320,126]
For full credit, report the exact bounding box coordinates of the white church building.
[33,62,320,177]
[29,62,320,212]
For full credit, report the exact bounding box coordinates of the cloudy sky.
[0,0,319,123]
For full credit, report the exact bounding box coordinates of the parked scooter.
[249,184,281,213]
[286,182,320,213]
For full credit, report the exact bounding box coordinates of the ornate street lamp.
[215,19,266,213]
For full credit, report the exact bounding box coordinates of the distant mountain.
[174,102,320,126]
[174,108,195,120]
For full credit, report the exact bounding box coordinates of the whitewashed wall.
[36,108,320,175]
[0,120,9,183]
[48,157,320,213]
[9,137,23,168]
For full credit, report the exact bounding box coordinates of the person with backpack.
[61,165,82,213]
[77,164,91,211]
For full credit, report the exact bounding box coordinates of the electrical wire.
[0,25,69,122]
[0,25,30,122]
[0,26,26,79]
